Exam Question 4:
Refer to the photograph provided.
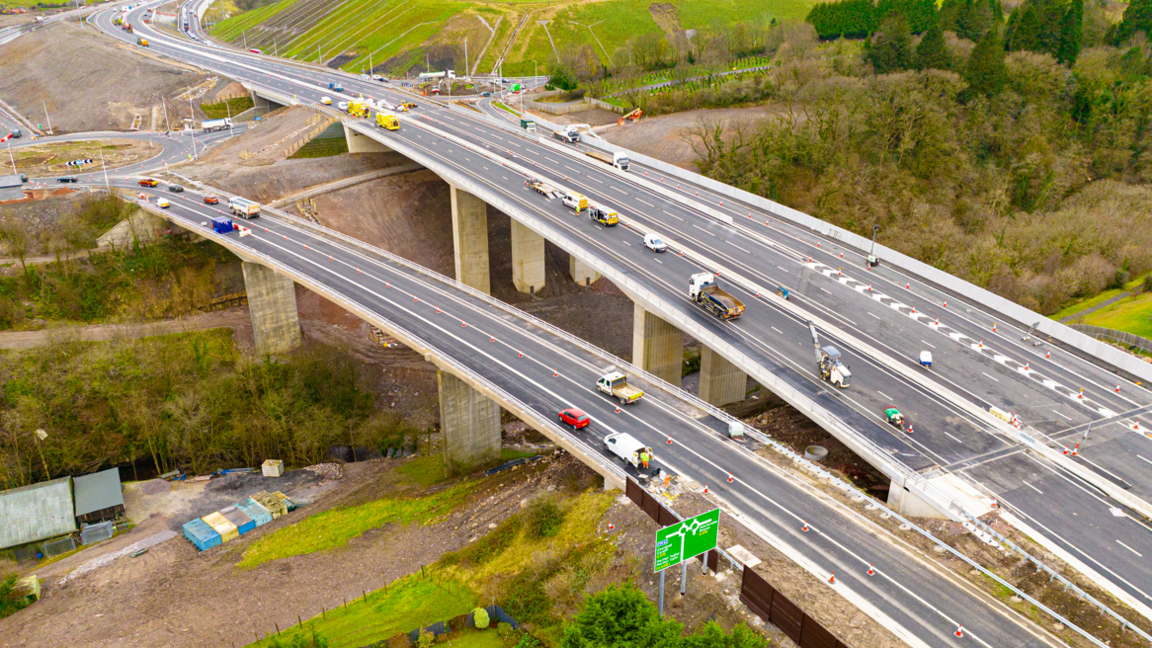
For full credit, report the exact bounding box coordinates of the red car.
[203,196,219,205]
[558,408,590,430]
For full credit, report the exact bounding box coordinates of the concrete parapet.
[511,219,544,294]
[450,184,491,294]
[699,346,747,406]
[632,304,682,387]
[438,370,502,470]
[344,123,392,153]
[242,262,302,355]
[569,254,600,286]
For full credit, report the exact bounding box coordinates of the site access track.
[125,175,1060,648]
[79,2,1152,637]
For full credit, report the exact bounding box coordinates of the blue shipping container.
[182,518,221,551]
[211,217,233,234]
[237,498,272,527]
[220,505,256,535]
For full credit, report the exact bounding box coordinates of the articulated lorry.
[201,118,232,132]
[808,321,851,388]
[229,196,261,219]
[688,273,744,320]
[585,149,629,171]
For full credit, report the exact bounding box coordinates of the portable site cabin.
[219,505,255,536]
[0,477,77,550]
[201,511,239,543]
[237,497,273,527]
[182,518,221,551]
[73,467,125,525]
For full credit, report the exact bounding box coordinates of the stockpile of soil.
[0,22,210,133]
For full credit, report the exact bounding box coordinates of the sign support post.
[653,508,720,615]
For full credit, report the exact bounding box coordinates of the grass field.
[211,0,816,75]
[1051,274,1152,321]
[1075,292,1152,340]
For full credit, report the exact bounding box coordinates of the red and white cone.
[1024,362,1029,370]
[608,523,615,531]
[1078,388,1084,399]
[935,317,939,325]
[838,268,842,276]
[955,626,964,638]
[802,521,809,532]
[979,340,983,349]
[1116,384,1121,393]
[868,284,872,292]
[1134,421,1142,431]
[491,336,495,342]
[518,350,523,357]
[666,435,672,444]
[992,323,997,332]
[1046,349,1051,358]
[817,242,821,248]
[704,484,709,494]
[828,572,836,584]
[867,564,874,576]
[1072,442,1080,456]
[727,473,734,483]
[553,370,558,377]
[1063,446,1070,455]
[615,406,620,413]
[840,252,844,258]
[911,306,916,314]
[943,300,947,307]
[906,282,910,289]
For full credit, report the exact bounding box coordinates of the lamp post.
[33,429,49,479]
[870,225,879,256]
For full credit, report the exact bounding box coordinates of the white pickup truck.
[597,371,643,404]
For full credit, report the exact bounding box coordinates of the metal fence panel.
[657,503,679,528]
[41,536,75,557]
[770,592,804,644]
[707,549,719,573]
[738,567,775,621]
[80,521,114,545]
[641,491,661,522]
[800,616,838,648]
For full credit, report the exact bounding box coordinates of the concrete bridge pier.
[450,184,491,294]
[242,262,302,355]
[438,371,502,471]
[569,254,600,286]
[699,346,747,406]
[632,304,682,388]
[511,220,545,294]
[344,125,392,153]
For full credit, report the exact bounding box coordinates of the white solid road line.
[868,312,881,319]
[981,372,999,382]
[877,391,892,401]
[1022,481,1044,494]
[1117,540,1144,557]
[921,340,936,348]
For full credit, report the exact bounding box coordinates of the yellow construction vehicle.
[617,108,642,126]
[376,112,399,131]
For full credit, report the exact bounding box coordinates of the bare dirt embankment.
[595,105,780,169]
[0,22,210,132]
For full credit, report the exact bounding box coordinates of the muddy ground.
[0,22,218,133]
[594,106,782,169]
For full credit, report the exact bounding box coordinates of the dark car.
[19,174,27,183]
[168,184,184,193]
[57,176,78,183]
[481,91,491,97]
[558,407,591,430]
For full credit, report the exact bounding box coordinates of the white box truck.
[229,196,261,219]
[202,118,233,132]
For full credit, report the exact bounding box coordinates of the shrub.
[474,607,490,629]
[497,622,517,645]
[0,573,31,620]
[526,499,564,539]
[416,629,435,648]
[515,632,542,648]
[387,634,412,648]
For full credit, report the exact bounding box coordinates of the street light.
[868,225,880,267]
[33,429,49,479]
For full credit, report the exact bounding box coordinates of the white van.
[643,233,667,252]
[562,191,588,212]
[604,432,647,469]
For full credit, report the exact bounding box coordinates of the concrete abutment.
[241,262,302,355]
[438,371,502,470]
[450,184,491,294]
[569,254,600,286]
[632,304,683,388]
[344,124,393,153]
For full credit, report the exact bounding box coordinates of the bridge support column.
[511,220,545,294]
[242,262,302,355]
[632,304,682,388]
[450,184,491,294]
[344,124,392,153]
[438,371,502,470]
[887,482,947,519]
[699,346,746,406]
[569,255,600,286]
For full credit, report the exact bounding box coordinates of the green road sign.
[653,508,719,573]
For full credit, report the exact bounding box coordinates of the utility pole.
[317,43,322,64]
[425,52,430,73]
[369,52,373,75]
[42,100,53,135]
[33,430,49,480]
[99,147,109,189]
[242,29,247,51]
[225,98,233,136]
[188,89,199,159]
[869,225,879,257]
[162,95,172,136]
[464,37,468,79]
[7,140,15,174]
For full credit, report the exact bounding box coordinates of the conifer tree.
[966,28,1007,96]
[917,21,950,69]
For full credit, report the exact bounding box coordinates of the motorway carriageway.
[85,3,1152,628]
[124,174,1060,648]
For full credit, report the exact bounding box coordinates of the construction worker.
[640,450,651,470]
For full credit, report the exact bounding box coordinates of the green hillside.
[209,0,816,75]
